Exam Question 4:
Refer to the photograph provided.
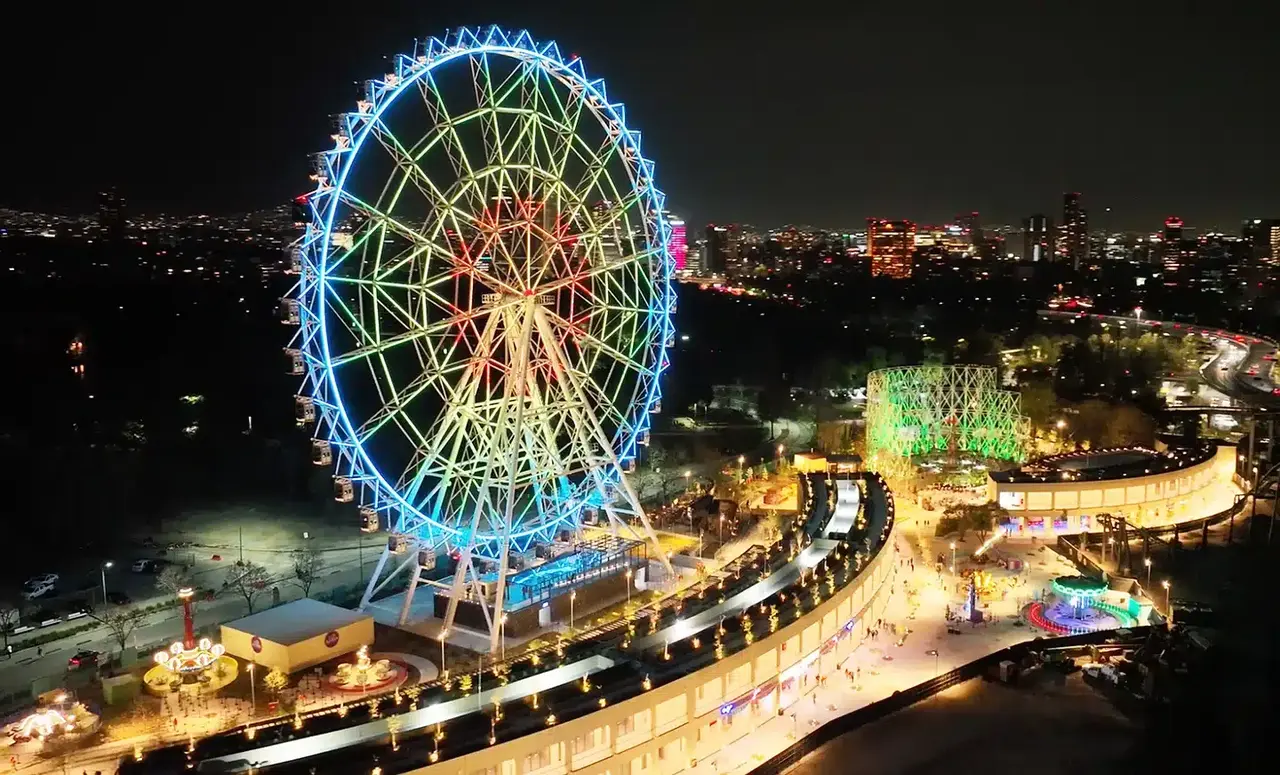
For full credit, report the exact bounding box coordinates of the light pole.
[718,514,725,544]
[247,663,256,716]
[949,542,956,573]
[1162,579,1172,624]
[1144,557,1152,587]
[624,568,632,610]
[777,444,785,472]
[683,470,692,496]
[500,615,508,662]
[439,629,448,678]
[738,455,745,482]
[1134,306,1143,322]
[926,649,939,677]
[570,590,577,632]
[100,561,113,606]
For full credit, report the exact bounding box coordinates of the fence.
[748,627,1151,775]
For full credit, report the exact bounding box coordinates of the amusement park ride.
[283,27,679,652]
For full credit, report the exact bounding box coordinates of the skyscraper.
[867,219,915,279]
[957,212,981,251]
[97,187,126,240]
[705,224,729,275]
[1242,218,1280,266]
[1022,214,1051,262]
[1161,217,1185,274]
[668,217,688,272]
[1060,193,1088,270]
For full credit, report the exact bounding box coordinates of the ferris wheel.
[283,27,675,651]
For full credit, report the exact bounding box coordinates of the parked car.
[67,650,100,670]
[22,582,55,601]
[131,559,159,573]
[24,573,59,589]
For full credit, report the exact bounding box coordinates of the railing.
[748,628,1151,775]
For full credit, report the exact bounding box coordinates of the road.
[0,535,380,695]
[1039,309,1280,408]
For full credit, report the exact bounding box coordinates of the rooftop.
[222,598,371,646]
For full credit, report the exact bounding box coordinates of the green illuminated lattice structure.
[865,365,1028,474]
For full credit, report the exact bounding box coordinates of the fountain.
[327,645,406,694]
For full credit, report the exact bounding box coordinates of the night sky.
[4,0,1276,230]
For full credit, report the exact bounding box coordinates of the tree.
[90,607,148,659]
[225,562,272,614]
[263,666,289,694]
[156,565,192,597]
[939,502,1008,542]
[0,599,20,651]
[1019,383,1061,434]
[292,548,326,598]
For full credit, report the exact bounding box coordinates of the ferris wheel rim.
[302,27,675,551]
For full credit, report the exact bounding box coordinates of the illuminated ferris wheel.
[282,27,676,651]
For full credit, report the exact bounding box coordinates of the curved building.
[987,441,1237,534]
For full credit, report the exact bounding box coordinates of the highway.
[1039,310,1280,409]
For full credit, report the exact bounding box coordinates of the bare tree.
[292,548,326,598]
[155,565,192,597]
[0,598,20,651]
[225,562,272,614]
[90,608,148,659]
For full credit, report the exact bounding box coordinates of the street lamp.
[926,649,939,677]
[1134,306,1143,321]
[683,470,692,495]
[439,628,448,678]
[949,542,956,573]
[624,568,632,609]
[570,590,577,632]
[101,561,113,605]
[247,663,256,715]
[500,614,508,662]
[719,514,725,544]
[738,455,745,482]
[1161,579,1172,623]
[1144,557,1152,586]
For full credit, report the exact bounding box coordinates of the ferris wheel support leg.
[532,307,674,582]
[398,560,426,626]
[358,545,393,611]
[489,301,536,654]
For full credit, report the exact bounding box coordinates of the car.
[24,573,59,589]
[106,591,130,605]
[67,650,100,670]
[21,582,55,600]
[131,559,162,573]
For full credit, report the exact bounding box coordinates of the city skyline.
[2,1,1276,230]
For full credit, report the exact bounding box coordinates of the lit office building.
[867,219,916,279]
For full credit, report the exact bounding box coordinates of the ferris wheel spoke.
[354,360,466,447]
[416,74,481,190]
[365,120,483,232]
[543,308,654,379]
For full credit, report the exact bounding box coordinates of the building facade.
[866,219,915,279]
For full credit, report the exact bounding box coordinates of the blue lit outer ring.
[295,27,675,555]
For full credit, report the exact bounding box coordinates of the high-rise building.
[957,212,981,250]
[668,217,688,272]
[1161,217,1186,274]
[1242,218,1280,266]
[97,187,126,240]
[1022,214,1051,262]
[1060,193,1088,269]
[867,219,916,279]
[704,224,730,275]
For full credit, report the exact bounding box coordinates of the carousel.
[2,691,101,756]
[143,587,238,695]
[1024,575,1139,635]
